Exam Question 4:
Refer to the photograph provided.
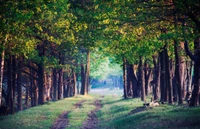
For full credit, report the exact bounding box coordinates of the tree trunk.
[38,63,45,105]
[25,84,29,106]
[53,69,57,100]
[159,48,168,102]
[144,60,151,96]
[131,64,139,98]
[138,56,145,101]
[84,50,90,95]
[174,40,183,104]
[7,55,14,114]
[76,73,80,94]
[81,64,85,95]
[0,44,5,107]
[123,57,128,99]
[184,38,200,106]
[152,55,160,101]
[58,68,63,100]
[127,63,133,97]
[33,71,38,106]
[166,55,173,104]
[17,57,22,110]
[73,70,77,97]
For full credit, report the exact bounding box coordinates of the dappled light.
[1,0,200,129]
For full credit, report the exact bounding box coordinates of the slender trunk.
[33,71,38,106]
[76,73,80,94]
[25,83,29,105]
[144,60,151,96]
[17,57,22,110]
[127,63,133,97]
[30,66,34,107]
[53,69,57,100]
[67,77,72,97]
[152,55,160,101]
[159,48,168,102]
[58,68,63,100]
[138,57,145,101]
[166,56,173,104]
[123,57,128,99]
[73,71,77,97]
[7,55,14,114]
[84,50,90,95]
[81,64,85,95]
[174,40,183,104]
[38,64,45,105]
[46,72,51,101]
[132,64,138,98]
[0,46,5,107]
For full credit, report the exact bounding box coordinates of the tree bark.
[84,50,90,95]
[38,63,45,105]
[138,56,145,101]
[17,57,22,110]
[184,39,200,106]
[174,40,183,104]
[131,64,138,98]
[0,44,5,107]
[73,70,77,97]
[58,68,63,100]
[144,60,151,96]
[7,55,14,114]
[53,68,57,100]
[159,47,168,102]
[152,55,160,101]
[166,55,173,104]
[123,57,128,99]
[81,64,85,95]
[127,63,133,97]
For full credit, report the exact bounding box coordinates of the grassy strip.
[0,95,96,129]
[97,95,200,129]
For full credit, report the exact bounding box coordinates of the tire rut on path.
[74,100,86,108]
[50,111,70,129]
[81,99,102,129]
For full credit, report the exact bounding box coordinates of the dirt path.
[50,111,70,129]
[74,100,86,108]
[81,99,102,129]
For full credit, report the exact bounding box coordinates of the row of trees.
[0,0,200,115]
[95,0,200,106]
[0,0,97,114]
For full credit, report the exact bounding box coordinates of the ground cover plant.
[1,93,200,129]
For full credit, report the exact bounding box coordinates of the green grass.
[0,95,97,129]
[96,95,200,129]
[1,94,200,129]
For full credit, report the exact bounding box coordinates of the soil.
[50,111,70,129]
[81,99,102,129]
[74,100,86,108]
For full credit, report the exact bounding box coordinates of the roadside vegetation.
[97,95,200,129]
[0,93,200,129]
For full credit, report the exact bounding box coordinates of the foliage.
[90,54,122,80]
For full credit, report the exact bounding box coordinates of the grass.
[96,95,200,129]
[0,95,96,129]
[1,93,200,129]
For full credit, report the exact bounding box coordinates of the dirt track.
[81,99,102,129]
[50,111,70,129]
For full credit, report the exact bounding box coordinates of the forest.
[0,0,200,128]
